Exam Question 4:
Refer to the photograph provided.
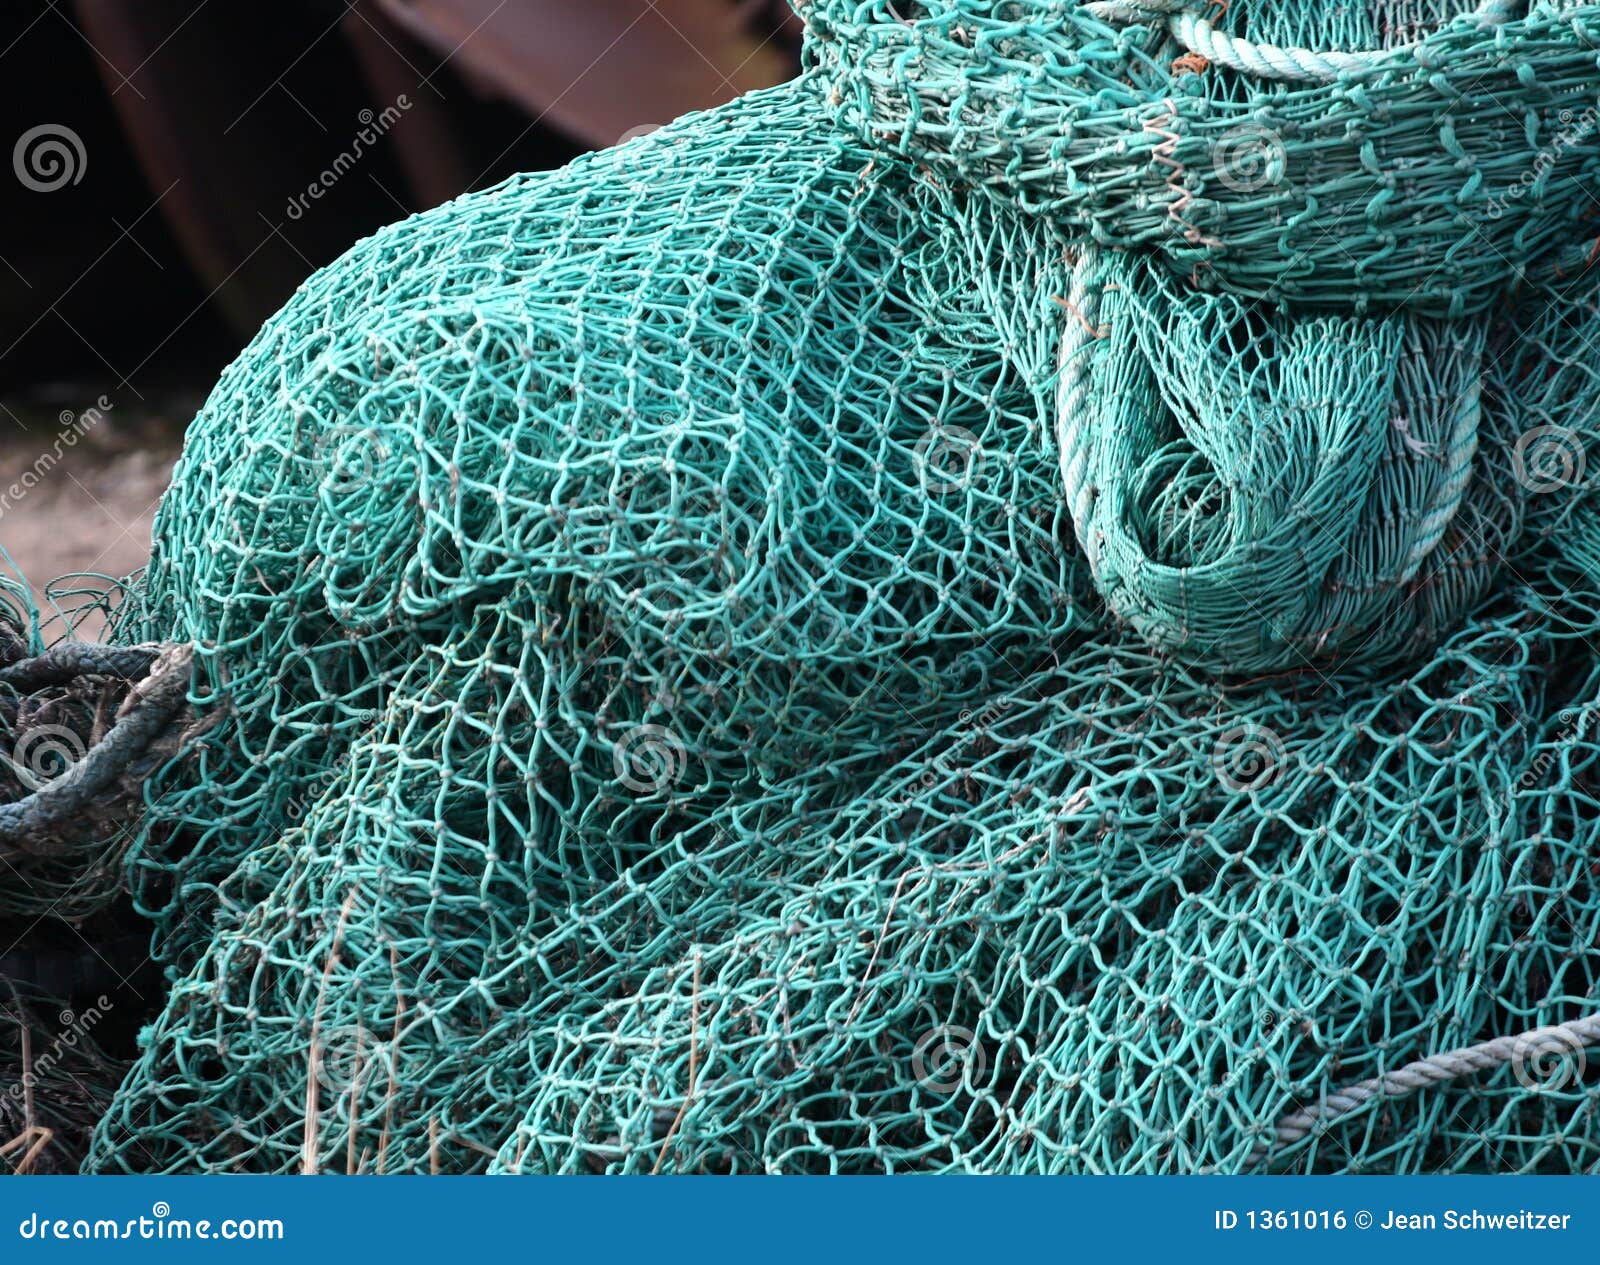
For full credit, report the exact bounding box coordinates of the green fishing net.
[24,0,1600,1171]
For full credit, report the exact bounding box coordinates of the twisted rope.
[1081,0,1519,80]
[0,643,195,855]
[1055,249,1106,554]
[1257,1012,1600,1164]
[1404,365,1482,584]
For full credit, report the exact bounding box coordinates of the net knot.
[804,0,1600,312]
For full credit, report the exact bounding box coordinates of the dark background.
[0,0,800,610]
[0,0,801,400]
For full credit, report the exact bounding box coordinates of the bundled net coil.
[805,0,1600,312]
[3,0,1592,1172]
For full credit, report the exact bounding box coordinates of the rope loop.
[1082,0,1521,81]
[1056,247,1518,672]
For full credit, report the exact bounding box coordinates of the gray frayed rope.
[1256,1012,1600,1164]
[0,642,196,854]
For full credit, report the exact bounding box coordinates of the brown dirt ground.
[0,401,185,638]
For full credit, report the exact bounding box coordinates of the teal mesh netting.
[18,0,1600,1171]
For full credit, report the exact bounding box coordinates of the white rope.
[1399,348,1482,584]
[1080,0,1520,81]
[1055,248,1106,549]
[1253,1011,1600,1164]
